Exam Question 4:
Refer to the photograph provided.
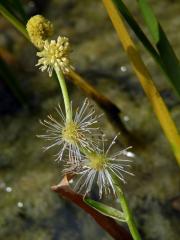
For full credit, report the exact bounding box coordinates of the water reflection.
[120,66,127,72]
[6,186,12,193]
[17,202,24,208]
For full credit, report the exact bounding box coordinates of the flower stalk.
[55,66,72,122]
[114,179,141,240]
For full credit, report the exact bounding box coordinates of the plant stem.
[0,4,29,40]
[115,183,141,240]
[54,66,72,122]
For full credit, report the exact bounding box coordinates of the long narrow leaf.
[84,198,126,222]
[0,4,28,39]
[138,0,159,43]
[103,0,180,165]
[0,0,27,23]
[112,0,180,96]
[112,0,162,66]
[137,0,180,95]
[0,56,27,107]
[11,0,27,23]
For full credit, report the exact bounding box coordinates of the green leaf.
[138,0,159,43]
[0,56,27,107]
[112,0,180,96]
[112,0,163,75]
[84,198,126,222]
[0,4,28,39]
[0,0,27,23]
[157,26,180,94]
[12,0,27,23]
[137,0,180,95]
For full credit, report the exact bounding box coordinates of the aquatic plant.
[1,1,179,165]
[0,2,179,240]
[26,15,141,240]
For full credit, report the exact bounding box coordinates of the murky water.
[0,0,180,239]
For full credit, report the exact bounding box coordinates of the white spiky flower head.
[38,99,101,163]
[36,36,74,77]
[65,136,134,198]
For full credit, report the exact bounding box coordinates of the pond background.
[0,0,180,239]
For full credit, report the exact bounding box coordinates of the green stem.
[0,4,28,39]
[114,181,141,240]
[54,66,72,122]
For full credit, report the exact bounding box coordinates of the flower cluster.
[39,99,134,197]
[30,15,134,198]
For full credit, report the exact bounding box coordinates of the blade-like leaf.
[138,0,159,43]
[11,0,27,23]
[157,26,180,94]
[0,56,27,107]
[112,0,180,96]
[0,0,27,23]
[84,198,126,222]
[111,0,163,75]
[137,0,180,96]
[0,4,28,39]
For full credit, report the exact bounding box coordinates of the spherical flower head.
[65,136,134,198]
[26,15,53,49]
[38,99,101,163]
[36,36,74,77]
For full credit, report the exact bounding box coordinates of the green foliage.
[84,197,126,222]
[0,57,27,107]
[112,0,180,96]
[137,0,180,96]
[138,0,159,43]
[0,4,28,39]
[0,0,27,23]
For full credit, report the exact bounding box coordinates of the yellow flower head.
[26,15,53,49]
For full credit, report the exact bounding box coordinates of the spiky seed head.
[65,136,134,198]
[38,99,101,163]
